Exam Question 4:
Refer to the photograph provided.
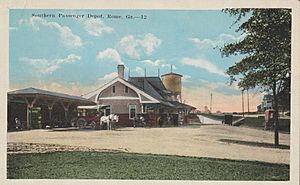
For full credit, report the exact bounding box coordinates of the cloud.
[36,81,84,96]
[19,54,81,74]
[189,33,246,50]
[140,33,162,55]
[84,19,113,37]
[142,59,161,66]
[141,59,177,71]
[98,72,118,81]
[134,66,144,76]
[19,17,82,49]
[198,79,241,96]
[118,33,161,59]
[96,48,123,64]
[182,75,192,82]
[181,57,226,77]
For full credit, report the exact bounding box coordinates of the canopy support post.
[24,96,38,129]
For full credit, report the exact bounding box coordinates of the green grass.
[199,113,290,132]
[7,151,289,180]
[238,117,265,128]
[219,139,290,149]
[238,117,290,132]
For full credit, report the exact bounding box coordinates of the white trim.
[99,96,139,100]
[141,101,159,104]
[118,78,160,103]
[82,77,119,100]
[82,77,160,104]
[77,104,108,110]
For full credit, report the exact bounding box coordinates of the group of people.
[157,114,175,127]
[133,114,175,128]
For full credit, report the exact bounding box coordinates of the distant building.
[83,64,195,126]
[203,106,211,114]
[257,94,273,112]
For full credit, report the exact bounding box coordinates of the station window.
[112,86,116,93]
[129,105,137,119]
[105,105,111,116]
[125,86,129,93]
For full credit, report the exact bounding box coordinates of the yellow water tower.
[161,71,182,102]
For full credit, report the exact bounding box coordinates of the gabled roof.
[128,77,164,100]
[144,77,167,91]
[8,87,94,103]
[170,101,196,110]
[82,77,160,103]
[128,77,171,100]
[128,76,195,110]
[82,75,195,110]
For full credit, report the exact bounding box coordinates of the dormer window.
[125,86,129,93]
[112,86,116,93]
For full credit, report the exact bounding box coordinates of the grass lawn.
[7,151,289,180]
[199,113,290,132]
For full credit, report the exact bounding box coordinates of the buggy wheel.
[90,121,97,129]
[70,118,77,127]
[77,118,87,129]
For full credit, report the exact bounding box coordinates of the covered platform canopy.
[8,87,95,130]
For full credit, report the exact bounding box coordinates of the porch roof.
[8,87,95,105]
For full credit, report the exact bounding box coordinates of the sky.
[9,9,264,112]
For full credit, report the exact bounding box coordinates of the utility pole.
[242,90,245,117]
[247,89,250,114]
[210,93,213,113]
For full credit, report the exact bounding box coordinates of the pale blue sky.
[9,9,261,111]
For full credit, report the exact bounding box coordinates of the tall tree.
[221,9,291,147]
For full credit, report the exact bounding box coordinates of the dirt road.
[7,123,290,164]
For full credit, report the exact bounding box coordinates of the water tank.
[161,73,182,94]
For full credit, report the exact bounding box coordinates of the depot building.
[7,64,195,130]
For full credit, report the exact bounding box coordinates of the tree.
[221,9,291,147]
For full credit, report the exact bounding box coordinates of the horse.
[100,114,119,130]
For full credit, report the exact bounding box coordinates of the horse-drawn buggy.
[133,113,151,127]
[70,105,119,130]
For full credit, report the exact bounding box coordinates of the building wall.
[98,82,144,125]
[99,81,139,98]
[98,99,142,126]
[98,99,140,113]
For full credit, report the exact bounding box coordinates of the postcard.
[1,0,299,185]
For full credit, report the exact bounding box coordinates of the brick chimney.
[117,64,125,79]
